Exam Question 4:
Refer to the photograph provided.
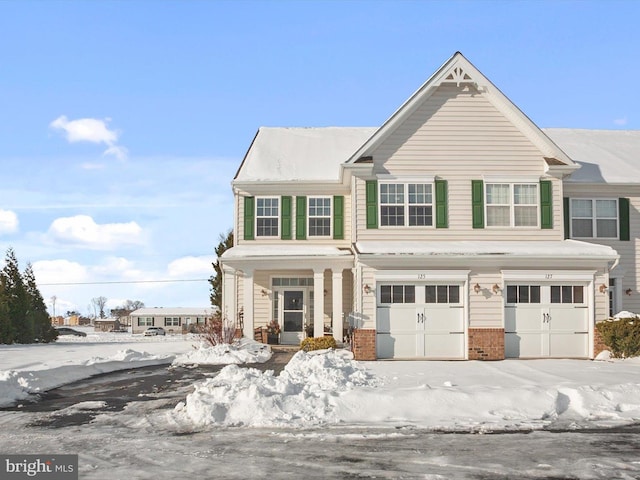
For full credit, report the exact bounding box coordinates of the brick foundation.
[468,328,505,360]
[593,324,609,357]
[352,329,376,361]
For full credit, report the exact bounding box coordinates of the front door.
[280,290,305,345]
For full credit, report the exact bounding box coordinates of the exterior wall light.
[626,288,633,296]
[473,283,481,293]
[492,283,501,294]
[363,284,371,294]
[599,284,608,293]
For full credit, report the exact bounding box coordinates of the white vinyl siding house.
[221,52,626,360]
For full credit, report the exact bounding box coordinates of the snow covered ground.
[1,327,640,478]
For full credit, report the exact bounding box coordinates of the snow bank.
[175,351,640,431]
[0,349,173,407]
[174,349,378,427]
[172,338,272,366]
[613,310,639,319]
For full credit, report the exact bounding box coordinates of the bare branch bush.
[198,312,236,346]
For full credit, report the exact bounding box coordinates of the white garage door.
[377,284,465,359]
[505,284,589,358]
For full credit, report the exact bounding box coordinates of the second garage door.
[376,284,465,359]
[505,284,589,358]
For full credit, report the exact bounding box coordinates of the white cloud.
[92,256,144,279]
[50,115,128,159]
[47,215,144,250]
[0,209,18,234]
[32,259,89,285]
[167,256,215,278]
[614,117,628,126]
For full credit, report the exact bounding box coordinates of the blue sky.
[0,0,638,316]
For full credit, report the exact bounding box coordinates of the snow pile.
[0,349,174,407]
[175,351,640,431]
[613,310,639,319]
[174,349,378,427]
[172,338,272,366]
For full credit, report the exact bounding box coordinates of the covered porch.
[221,245,354,345]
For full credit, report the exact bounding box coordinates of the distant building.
[130,307,214,334]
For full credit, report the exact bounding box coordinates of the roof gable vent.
[443,66,474,86]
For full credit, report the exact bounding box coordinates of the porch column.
[222,266,236,327]
[332,268,343,344]
[313,268,325,338]
[242,268,254,338]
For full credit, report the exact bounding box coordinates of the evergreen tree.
[209,229,234,311]
[24,263,57,343]
[2,248,30,343]
[0,274,13,343]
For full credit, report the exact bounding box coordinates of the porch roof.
[221,244,354,270]
[355,240,618,261]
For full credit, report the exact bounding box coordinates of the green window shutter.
[540,180,553,229]
[333,195,344,239]
[471,180,484,229]
[619,197,630,241]
[365,180,378,229]
[563,197,570,239]
[435,179,448,228]
[296,196,307,240]
[243,196,255,240]
[281,196,292,240]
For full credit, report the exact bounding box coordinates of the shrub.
[300,336,337,352]
[596,317,640,358]
[198,314,236,346]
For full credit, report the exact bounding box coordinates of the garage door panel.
[550,332,588,358]
[425,333,464,358]
[506,283,589,359]
[506,332,544,358]
[377,333,417,359]
[548,307,589,332]
[425,307,464,331]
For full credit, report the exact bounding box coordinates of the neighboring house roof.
[234,127,376,183]
[543,129,640,184]
[356,240,618,260]
[131,307,215,316]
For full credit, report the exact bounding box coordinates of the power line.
[39,278,210,286]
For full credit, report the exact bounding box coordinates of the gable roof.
[234,127,376,183]
[543,129,640,184]
[345,52,576,167]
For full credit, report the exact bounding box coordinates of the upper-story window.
[379,182,433,227]
[486,183,538,227]
[570,199,617,238]
[256,197,279,237]
[308,197,331,237]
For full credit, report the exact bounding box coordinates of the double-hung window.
[308,197,331,237]
[256,197,279,237]
[380,182,433,227]
[486,183,538,227]
[570,199,617,238]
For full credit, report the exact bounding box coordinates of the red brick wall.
[468,328,505,360]
[352,329,376,361]
[593,324,609,357]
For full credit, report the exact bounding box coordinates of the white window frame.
[569,198,618,240]
[255,196,280,238]
[307,196,332,238]
[485,182,539,228]
[378,181,434,228]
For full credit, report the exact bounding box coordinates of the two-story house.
[221,52,636,361]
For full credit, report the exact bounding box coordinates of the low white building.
[130,308,214,334]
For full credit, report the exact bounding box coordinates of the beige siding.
[564,184,640,316]
[468,270,504,328]
[235,191,352,248]
[353,84,564,242]
[355,176,564,242]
